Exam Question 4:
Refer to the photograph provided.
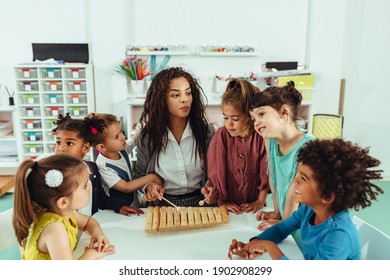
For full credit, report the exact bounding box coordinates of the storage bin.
[67,94,87,104]
[42,68,61,79]
[44,119,57,130]
[67,81,86,91]
[24,155,38,160]
[23,131,43,142]
[46,131,57,142]
[16,68,38,79]
[20,94,40,104]
[20,107,41,117]
[43,94,64,104]
[69,106,88,117]
[21,120,42,129]
[46,143,56,153]
[65,68,86,79]
[43,81,63,91]
[18,81,38,92]
[277,75,315,101]
[24,144,44,154]
[44,107,64,117]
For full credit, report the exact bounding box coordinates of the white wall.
[133,0,308,93]
[341,0,390,179]
[0,0,389,177]
[0,0,87,104]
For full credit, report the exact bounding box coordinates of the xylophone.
[145,206,229,233]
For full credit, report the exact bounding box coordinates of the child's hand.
[228,239,249,260]
[257,219,281,231]
[256,210,280,221]
[119,206,144,217]
[81,245,115,260]
[218,200,242,215]
[147,173,163,185]
[240,200,265,213]
[89,231,111,253]
[246,239,266,259]
[144,183,165,202]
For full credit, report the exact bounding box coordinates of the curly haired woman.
[134,67,215,207]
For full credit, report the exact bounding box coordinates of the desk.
[74,208,304,260]
[0,175,14,196]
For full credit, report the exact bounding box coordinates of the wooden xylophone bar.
[145,206,229,233]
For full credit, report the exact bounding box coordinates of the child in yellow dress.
[13,154,115,260]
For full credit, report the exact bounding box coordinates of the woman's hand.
[144,183,165,202]
[200,182,218,205]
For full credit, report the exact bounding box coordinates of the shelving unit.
[125,48,314,160]
[0,106,21,172]
[14,64,95,161]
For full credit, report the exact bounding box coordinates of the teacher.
[134,67,215,207]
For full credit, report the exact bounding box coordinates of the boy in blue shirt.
[228,138,383,260]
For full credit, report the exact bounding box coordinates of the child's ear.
[322,193,336,205]
[56,197,69,210]
[95,143,105,152]
[82,142,91,156]
[280,104,290,119]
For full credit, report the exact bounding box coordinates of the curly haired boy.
[228,138,383,260]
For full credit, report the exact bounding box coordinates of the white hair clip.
[45,169,64,188]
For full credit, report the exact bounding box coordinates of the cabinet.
[0,106,22,174]
[14,64,95,161]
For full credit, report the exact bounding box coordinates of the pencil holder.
[215,78,228,93]
[130,80,145,93]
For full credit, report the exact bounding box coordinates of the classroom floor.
[1,180,389,260]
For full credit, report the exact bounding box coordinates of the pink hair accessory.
[90,126,98,135]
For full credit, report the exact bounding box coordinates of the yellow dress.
[23,212,78,260]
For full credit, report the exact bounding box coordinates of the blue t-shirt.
[255,205,361,260]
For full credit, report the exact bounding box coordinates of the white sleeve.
[98,166,121,193]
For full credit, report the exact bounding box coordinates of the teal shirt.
[268,132,315,217]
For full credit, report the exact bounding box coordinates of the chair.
[352,215,390,260]
[312,114,344,139]
[0,208,17,252]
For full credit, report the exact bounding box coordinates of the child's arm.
[113,173,162,193]
[247,239,284,260]
[39,221,75,259]
[39,220,114,260]
[282,184,299,220]
[75,211,111,253]
[256,187,282,230]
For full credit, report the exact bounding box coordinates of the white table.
[74,208,304,260]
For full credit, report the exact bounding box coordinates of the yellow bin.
[312,114,343,139]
